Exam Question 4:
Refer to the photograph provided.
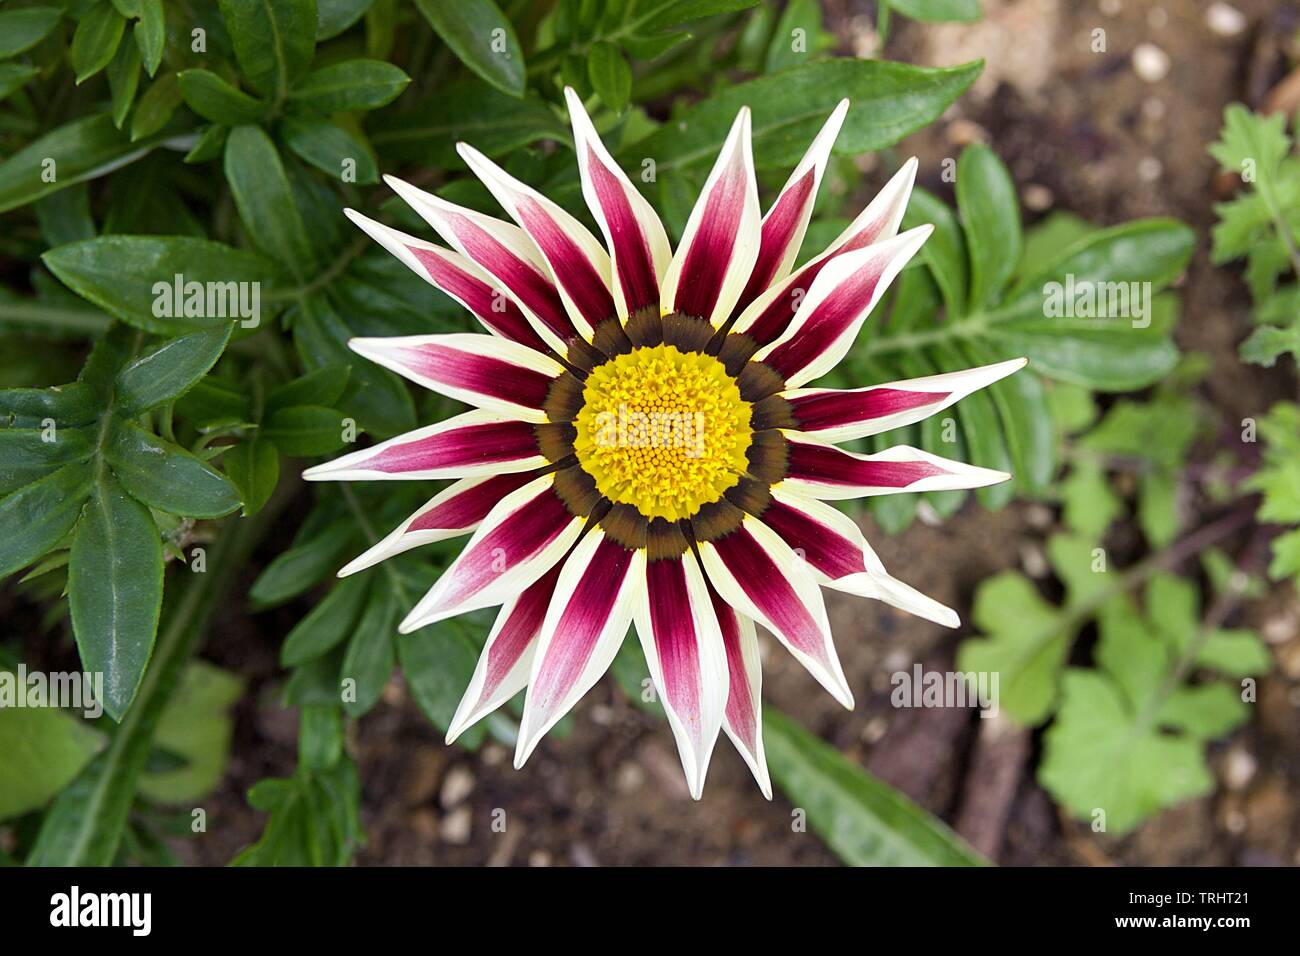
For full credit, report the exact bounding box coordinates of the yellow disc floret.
[574,344,753,521]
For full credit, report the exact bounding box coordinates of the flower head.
[304,89,1026,798]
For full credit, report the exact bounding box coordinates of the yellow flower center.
[574,344,753,521]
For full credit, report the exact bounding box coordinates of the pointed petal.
[302,410,546,482]
[731,158,918,348]
[755,225,933,387]
[764,487,959,628]
[349,333,563,422]
[784,358,1028,444]
[660,107,761,327]
[302,411,545,483]
[458,143,616,337]
[697,515,853,708]
[782,433,1012,500]
[385,175,580,353]
[566,87,671,317]
[399,474,584,631]
[445,561,564,743]
[342,209,550,352]
[633,553,727,800]
[515,532,646,767]
[708,583,771,799]
[337,471,541,577]
[730,100,848,320]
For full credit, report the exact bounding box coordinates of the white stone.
[1132,43,1171,83]
[1207,2,1246,37]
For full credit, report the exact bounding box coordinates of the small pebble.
[1020,543,1050,579]
[438,806,472,845]
[616,762,645,792]
[946,118,989,146]
[1132,43,1171,83]
[439,765,475,808]
[1137,156,1163,182]
[1222,746,1257,791]
[480,743,506,766]
[916,501,943,527]
[1262,613,1297,644]
[862,716,888,744]
[1147,7,1167,29]
[528,850,552,867]
[1022,184,1054,212]
[1206,2,1246,37]
[1100,0,1122,17]
[1142,97,1166,121]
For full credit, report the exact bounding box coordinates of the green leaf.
[35,183,97,248]
[292,295,414,438]
[71,4,126,84]
[587,41,631,112]
[129,72,181,141]
[177,69,268,125]
[266,365,350,412]
[134,0,165,75]
[69,475,164,720]
[623,59,981,179]
[905,189,968,317]
[0,425,95,482]
[765,0,825,73]
[250,513,354,606]
[0,7,62,59]
[0,690,104,821]
[0,63,41,101]
[957,144,1020,309]
[136,661,243,803]
[0,462,94,579]
[289,58,410,112]
[104,418,241,518]
[223,436,279,517]
[263,404,348,456]
[764,708,985,866]
[114,324,233,416]
[415,0,525,98]
[398,614,485,746]
[888,0,982,23]
[0,113,170,214]
[1039,669,1213,837]
[43,236,281,334]
[957,570,1071,724]
[232,757,361,865]
[281,573,368,666]
[280,115,378,185]
[1060,459,1122,539]
[340,585,395,717]
[372,80,565,167]
[106,38,141,128]
[224,125,318,278]
[317,0,374,40]
[216,0,316,101]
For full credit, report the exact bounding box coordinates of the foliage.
[1210,104,1300,367]
[0,0,1243,867]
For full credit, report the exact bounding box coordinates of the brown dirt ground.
[166,0,1300,866]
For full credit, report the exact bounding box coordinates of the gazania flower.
[304,88,1025,798]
